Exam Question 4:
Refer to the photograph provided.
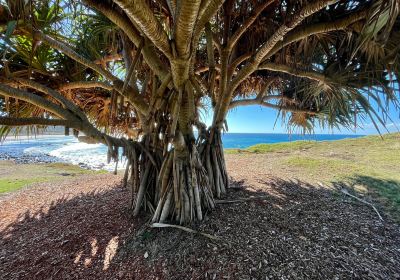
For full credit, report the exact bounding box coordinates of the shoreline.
[0,134,399,279]
[0,151,65,165]
[0,133,393,169]
[2,134,67,142]
[0,153,105,170]
[1,132,368,142]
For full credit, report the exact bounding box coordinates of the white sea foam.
[23,146,48,154]
[49,142,103,157]
[2,133,362,171]
[2,136,127,171]
[48,141,126,171]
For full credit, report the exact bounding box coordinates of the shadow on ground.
[1,177,399,279]
[338,175,400,222]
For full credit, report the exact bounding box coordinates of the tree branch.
[190,13,223,76]
[205,22,217,102]
[33,31,148,114]
[253,0,338,64]
[259,63,331,84]
[94,53,123,66]
[0,84,78,120]
[0,86,129,147]
[83,0,169,80]
[15,78,87,120]
[216,0,337,124]
[192,0,225,51]
[34,31,116,81]
[175,0,202,57]
[0,117,82,128]
[226,0,275,52]
[228,53,251,78]
[229,98,318,115]
[59,81,114,92]
[114,0,172,58]
[256,77,278,100]
[122,38,144,97]
[266,8,368,59]
[231,0,337,90]
[229,95,285,109]
[0,85,140,151]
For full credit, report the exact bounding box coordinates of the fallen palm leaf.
[151,223,219,241]
[341,188,384,222]
[215,196,269,204]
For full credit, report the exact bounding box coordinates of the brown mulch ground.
[1,156,400,280]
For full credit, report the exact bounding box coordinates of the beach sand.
[1,141,400,279]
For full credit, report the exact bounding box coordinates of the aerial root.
[200,131,229,198]
[106,133,227,224]
[151,146,214,224]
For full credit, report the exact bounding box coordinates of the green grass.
[1,134,399,221]
[285,156,344,170]
[225,140,314,154]
[225,133,400,221]
[43,162,108,175]
[345,175,400,217]
[0,178,49,193]
[0,161,107,194]
[226,133,400,155]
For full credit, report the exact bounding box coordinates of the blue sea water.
[220,133,363,149]
[0,133,364,170]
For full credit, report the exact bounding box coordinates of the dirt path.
[1,157,399,279]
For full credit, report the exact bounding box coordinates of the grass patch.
[0,178,48,193]
[225,133,400,222]
[225,140,316,154]
[0,161,108,194]
[344,175,400,222]
[43,163,108,174]
[285,156,338,169]
[226,133,400,155]
[283,156,366,179]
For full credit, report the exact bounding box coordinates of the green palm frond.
[74,12,120,62]
[352,0,400,63]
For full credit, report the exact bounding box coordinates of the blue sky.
[228,105,399,134]
[201,103,400,135]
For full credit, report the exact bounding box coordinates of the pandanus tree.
[0,0,399,224]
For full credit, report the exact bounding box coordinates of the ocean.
[0,133,364,171]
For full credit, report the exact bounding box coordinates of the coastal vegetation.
[0,0,399,225]
[226,133,400,221]
[2,133,399,221]
[1,133,399,278]
[0,161,104,193]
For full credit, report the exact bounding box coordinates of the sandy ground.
[0,155,399,279]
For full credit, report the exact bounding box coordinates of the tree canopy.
[0,0,399,224]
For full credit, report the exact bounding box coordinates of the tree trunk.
[199,129,229,198]
[116,71,229,224]
[120,132,223,224]
[119,125,228,224]
[151,131,215,223]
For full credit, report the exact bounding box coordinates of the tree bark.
[121,129,219,224]
[120,84,228,224]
